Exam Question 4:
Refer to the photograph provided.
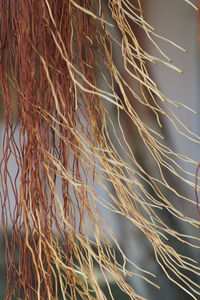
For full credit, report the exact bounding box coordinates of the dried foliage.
[0,0,200,299]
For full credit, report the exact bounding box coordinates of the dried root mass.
[0,0,200,299]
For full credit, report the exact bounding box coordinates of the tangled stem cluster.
[0,0,199,299]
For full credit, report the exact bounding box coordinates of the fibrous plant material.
[0,0,200,299]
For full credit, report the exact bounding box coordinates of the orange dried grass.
[0,0,200,299]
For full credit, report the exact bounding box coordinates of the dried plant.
[0,0,200,299]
